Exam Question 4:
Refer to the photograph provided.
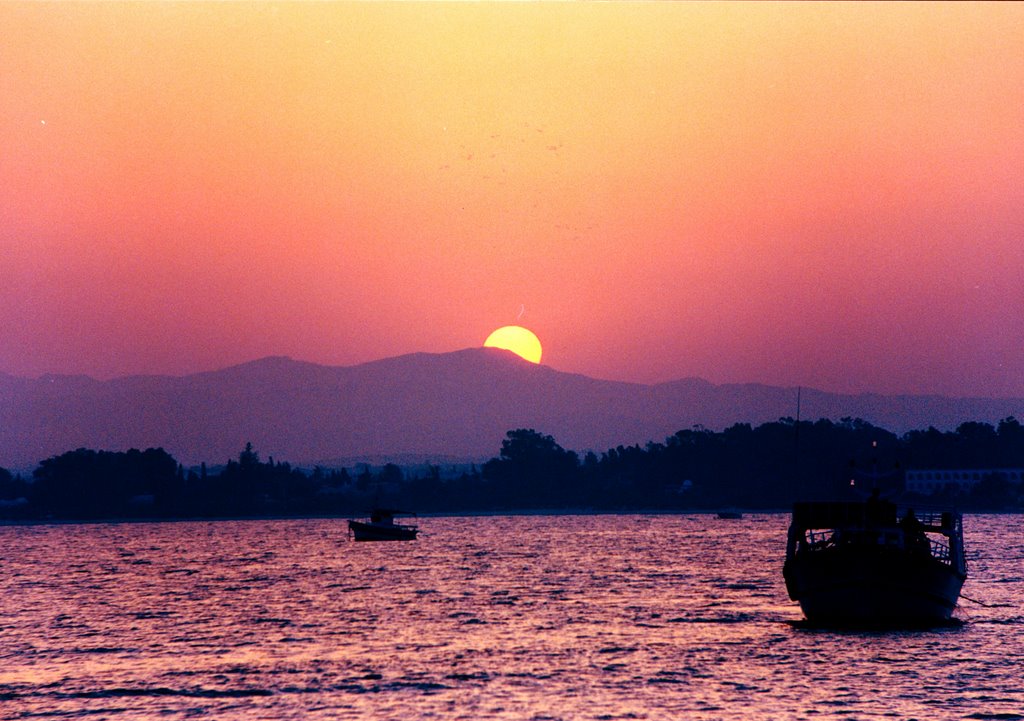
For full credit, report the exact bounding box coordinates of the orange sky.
[2,2,1023,397]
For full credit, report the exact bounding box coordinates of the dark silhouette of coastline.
[1,417,1021,521]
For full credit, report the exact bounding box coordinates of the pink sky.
[2,2,1023,397]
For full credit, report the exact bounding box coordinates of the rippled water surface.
[1,514,1021,720]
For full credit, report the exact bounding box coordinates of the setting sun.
[484,326,543,364]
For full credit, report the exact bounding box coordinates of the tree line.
[1,417,1022,521]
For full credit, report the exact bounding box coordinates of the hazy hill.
[1,348,1021,469]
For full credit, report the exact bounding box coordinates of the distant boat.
[348,508,419,542]
[783,494,967,626]
[716,509,743,519]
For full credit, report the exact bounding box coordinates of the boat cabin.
[786,499,965,574]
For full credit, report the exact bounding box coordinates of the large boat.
[347,508,419,542]
[783,494,967,626]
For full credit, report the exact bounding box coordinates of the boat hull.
[784,547,965,626]
[348,520,418,542]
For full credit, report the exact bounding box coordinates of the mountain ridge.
[1,349,1021,469]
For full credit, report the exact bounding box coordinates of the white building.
[904,469,1024,495]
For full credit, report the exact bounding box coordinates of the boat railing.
[929,536,951,562]
[914,509,942,525]
[805,529,836,549]
[798,524,955,565]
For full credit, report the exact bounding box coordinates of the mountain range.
[1,348,1021,470]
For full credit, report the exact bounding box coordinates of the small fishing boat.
[783,492,967,626]
[348,508,419,541]
[716,509,743,519]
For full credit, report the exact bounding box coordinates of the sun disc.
[484,325,543,364]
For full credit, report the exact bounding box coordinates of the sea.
[1,514,1021,721]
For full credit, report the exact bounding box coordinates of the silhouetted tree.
[356,465,373,493]
[379,463,404,486]
[30,448,178,518]
[997,417,1024,467]
[483,429,580,506]
[0,467,29,502]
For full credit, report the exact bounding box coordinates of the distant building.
[904,469,1024,495]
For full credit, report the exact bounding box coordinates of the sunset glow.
[2,2,1022,397]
